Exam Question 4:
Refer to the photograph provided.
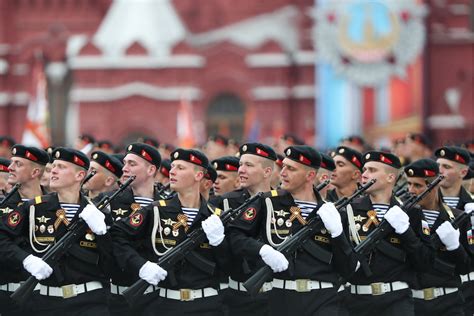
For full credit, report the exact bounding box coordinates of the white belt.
[228,278,272,293]
[39,281,102,299]
[110,283,158,295]
[412,287,458,300]
[158,287,218,301]
[461,272,474,283]
[273,278,337,293]
[219,282,229,290]
[350,281,409,296]
[0,282,22,292]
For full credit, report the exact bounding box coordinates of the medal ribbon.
[289,206,307,225]
[54,209,70,229]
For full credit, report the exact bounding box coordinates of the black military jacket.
[111,194,228,290]
[347,195,434,286]
[0,192,113,286]
[414,200,471,289]
[228,188,357,283]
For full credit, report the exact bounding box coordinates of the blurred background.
[0,0,472,151]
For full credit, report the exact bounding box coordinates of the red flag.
[177,93,195,148]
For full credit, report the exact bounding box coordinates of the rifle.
[80,170,97,188]
[122,192,264,304]
[353,175,444,266]
[315,179,330,192]
[242,179,377,296]
[0,183,21,207]
[11,176,136,305]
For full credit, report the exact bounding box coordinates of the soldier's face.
[280,158,310,193]
[361,162,392,193]
[238,154,266,190]
[122,154,152,186]
[169,160,202,192]
[8,157,34,185]
[40,162,52,188]
[407,177,437,207]
[50,160,84,190]
[83,162,107,191]
[437,158,465,189]
[213,171,239,196]
[331,156,358,188]
[270,165,282,189]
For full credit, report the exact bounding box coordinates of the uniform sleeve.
[95,212,115,276]
[454,215,472,274]
[0,204,31,265]
[331,209,359,279]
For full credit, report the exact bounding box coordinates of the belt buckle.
[370,283,385,296]
[61,284,77,299]
[180,289,193,301]
[295,279,310,293]
[423,288,436,300]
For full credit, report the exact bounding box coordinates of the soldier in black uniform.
[314,152,335,200]
[0,136,15,158]
[345,151,433,316]
[228,145,357,316]
[434,146,474,315]
[211,142,277,316]
[83,151,123,199]
[326,146,363,202]
[155,158,171,187]
[0,157,11,194]
[404,159,471,315]
[0,147,112,315]
[105,142,162,316]
[111,148,228,316]
[270,154,284,189]
[211,156,240,197]
[200,164,217,200]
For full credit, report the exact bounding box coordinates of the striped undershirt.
[182,208,199,226]
[134,196,153,207]
[422,209,439,228]
[21,198,29,202]
[442,196,459,209]
[294,200,318,219]
[60,203,80,221]
[372,204,390,221]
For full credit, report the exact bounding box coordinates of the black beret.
[52,147,90,170]
[11,145,49,165]
[363,151,401,169]
[111,153,125,164]
[212,156,240,172]
[407,133,430,147]
[0,157,10,172]
[204,166,217,182]
[171,148,209,168]
[0,136,15,147]
[91,151,123,178]
[79,134,95,144]
[284,145,321,169]
[464,160,474,180]
[435,146,470,165]
[208,134,228,146]
[239,142,277,161]
[404,158,439,178]
[281,133,304,145]
[140,137,159,148]
[331,146,363,170]
[126,142,161,168]
[98,140,114,151]
[275,154,284,168]
[159,159,171,177]
[320,152,336,171]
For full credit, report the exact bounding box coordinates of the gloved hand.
[23,254,53,280]
[464,202,474,214]
[384,206,409,234]
[259,244,289,273]
[79,204,107,235]
[202,214,225,246]
[139,261,168,285]
[436,221,460,251]
[317,202,343,237]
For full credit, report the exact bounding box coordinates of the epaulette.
[262,189,288,198]
[157,199,167,207]
[33,194,51,205]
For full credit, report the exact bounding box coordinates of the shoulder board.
[158,200,167,207]
[262,189,288,198]
[34,194,51,205]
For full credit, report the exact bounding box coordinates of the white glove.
[384,206,409,234]
[464,203,474,214]
[202,214,225,246]
[436,221,460,251]
[139,261,168,286]
[259,244,289,273]
[79,204,107,235]
[317,202,343,238]
[23,254,53,280]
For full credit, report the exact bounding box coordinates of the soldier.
[0,158,11,194]
[106,143,162,316]
[200,164,217,200]
[434,146,474,315]
[75,134,96,155]
[405,159,470,315]
[270,154,284,189]
[0,147,112,314]
[340,135,366,153]
[97,140,116,154]
[155,158,171,187]
[326,146,363,202]
[212,142,277,316]
[111,148,227,316]
[0,136,15,158]
[1,145,50,215]
[274,133,304,156]
[345,151,433,316]
[83,151,123,199]
[404,133,432,164]
[210,156,240,197]
[462,160,474,195]
[315,152,336,200]
[140,136,159,149]
[205,134,229,161]
[39,147,54,194]
[229,145,357,316]
[158,143,175,160]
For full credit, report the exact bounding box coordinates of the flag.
[21,59,51,148]
[244,105,260,142]
[177,93,195,148]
